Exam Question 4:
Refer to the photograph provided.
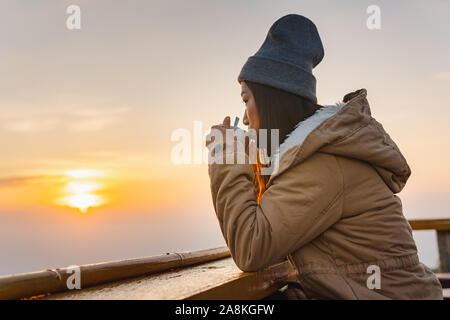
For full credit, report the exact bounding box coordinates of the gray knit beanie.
[238,14,324,103]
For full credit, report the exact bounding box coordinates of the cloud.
[0,175,41,188]
[2,106,130,134]
[3,119,58,133]
[433,72,450,80]
[67,117,116,132]
[0,176,32,187]
[0,175,64,188]
[66,106,130,132]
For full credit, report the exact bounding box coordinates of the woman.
[206,14,442,299]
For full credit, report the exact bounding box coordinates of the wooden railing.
[0,219,448,300]
[0,247,296,300]
[409,219,450,273]
[409,218,450,299]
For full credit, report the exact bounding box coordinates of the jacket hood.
[267,89,411,193]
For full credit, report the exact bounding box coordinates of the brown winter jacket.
[208,89,443,299]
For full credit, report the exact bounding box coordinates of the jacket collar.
[264,100,347,182]
[274,101,346,161]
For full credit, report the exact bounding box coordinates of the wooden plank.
[42,257,296,300]
[408,219,450,231]
[0,246,230,300]
[188,260,296,300]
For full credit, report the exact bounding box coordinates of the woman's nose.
[243,111,249,126]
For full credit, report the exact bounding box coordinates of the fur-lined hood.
[267,89,411,193]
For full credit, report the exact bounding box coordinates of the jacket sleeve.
[208,151,344,272]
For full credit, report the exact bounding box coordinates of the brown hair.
[244,80,320,202]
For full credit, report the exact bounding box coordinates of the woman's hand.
[205,116,231,150]
[206,116,252,163]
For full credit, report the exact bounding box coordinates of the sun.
[57,169,107,213]
[61,193,104,214]
[65,181,101,194]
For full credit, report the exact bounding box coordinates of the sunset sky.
[1,0,449,275]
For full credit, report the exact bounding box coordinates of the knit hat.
[238,14,324,103]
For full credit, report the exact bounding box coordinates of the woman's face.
[241,81,260,130]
